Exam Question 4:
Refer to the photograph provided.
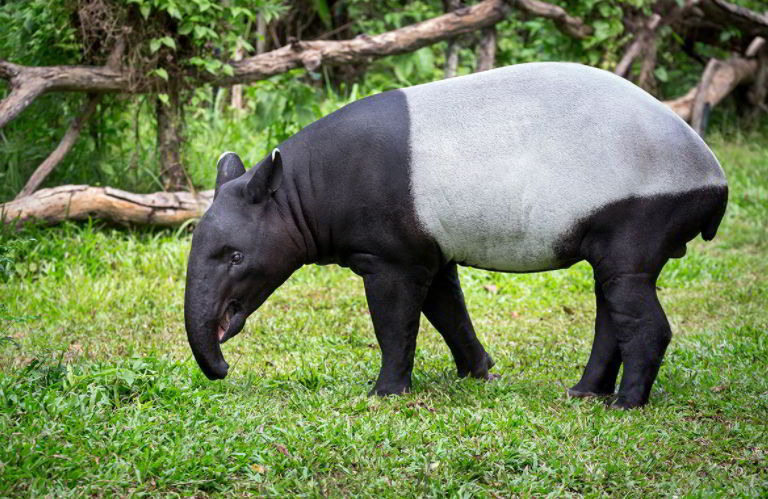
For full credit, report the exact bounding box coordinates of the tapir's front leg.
[422,263,496,380]
[362,264,431,396]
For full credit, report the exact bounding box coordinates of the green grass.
[1,128,766,496]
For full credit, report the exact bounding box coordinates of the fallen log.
[663,56,758,123]
[1,185,213,226]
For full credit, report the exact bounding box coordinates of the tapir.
[184,62,727,408]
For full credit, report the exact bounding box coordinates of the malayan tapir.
[184,62,727,409]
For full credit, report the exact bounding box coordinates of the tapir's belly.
[402,63,726,272]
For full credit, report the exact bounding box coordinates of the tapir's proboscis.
[184,63,727,409]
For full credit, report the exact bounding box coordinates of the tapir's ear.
[245,148,283,203]
[214,152,246,199]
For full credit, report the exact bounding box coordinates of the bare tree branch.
[615,14,661,78]
[512,0,593,39]
[14,95,101,200]
[0,45,126,129]
[220,0,510,85]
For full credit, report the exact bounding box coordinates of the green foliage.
[0,0,80,66]
[122,0,286,78]
[0,233,36,347]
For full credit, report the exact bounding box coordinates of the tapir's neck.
[273,138,345,266]
[272,89,429,269]
[271,151,322,266]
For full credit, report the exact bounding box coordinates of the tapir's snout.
[202,356,229,380]
[184,297,231,380]
[184,258,235,380]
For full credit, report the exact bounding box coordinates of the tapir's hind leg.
[604,272,671,408]
[569,185,725,407]
[568,281,622,398]
[587,252,672,409]
[422,263,496,380]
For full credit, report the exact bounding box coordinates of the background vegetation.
[0,0,766,496]
[2,0,766,199]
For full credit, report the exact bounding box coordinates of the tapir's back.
[401,62,726,272]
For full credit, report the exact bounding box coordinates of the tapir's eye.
[231,251,244,265]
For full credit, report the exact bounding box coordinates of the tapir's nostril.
[218,301,244,343]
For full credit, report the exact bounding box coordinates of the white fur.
[403,63,726,272]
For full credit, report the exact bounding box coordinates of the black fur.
[562,185,728,407]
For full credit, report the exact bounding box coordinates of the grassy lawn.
[1,129,766,497]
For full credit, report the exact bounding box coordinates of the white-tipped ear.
[214,152,246,199]
[245,149,283,203]
[218,151,236,165]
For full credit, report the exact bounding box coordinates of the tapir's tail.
[701,184,728,241]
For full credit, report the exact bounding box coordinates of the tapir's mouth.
[217,301,245,343]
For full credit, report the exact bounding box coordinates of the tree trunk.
[746,37,768,121]
[665,56,757,124]
[475,25,497,72]
[443,0,462,78]
[231,41,246,110]
[257,13,267,54]
[636,36,658,92]
[155,81,186,191]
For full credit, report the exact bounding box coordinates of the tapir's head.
[184,150,301,380]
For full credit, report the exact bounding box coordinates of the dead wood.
[511,0,593,39]
[0,61,127,129]
[615,14,662,78]
[475,26,497,72]
[1,185,213,226]
[663,56,757,123]
[221,0,510,84]
[1,0,598,121]
[14,95,101,200]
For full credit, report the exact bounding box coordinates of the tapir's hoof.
[468,352,497,380]
[368,384,410,397]
[606,396,646,410]
[567,387,615,399]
